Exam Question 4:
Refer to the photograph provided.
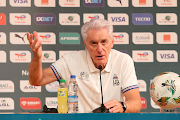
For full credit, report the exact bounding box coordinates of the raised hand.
[27,31,42,59]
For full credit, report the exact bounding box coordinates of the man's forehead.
[87,27,108,32]
[87,29,110,37]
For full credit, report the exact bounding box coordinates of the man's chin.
[95,61,107,67]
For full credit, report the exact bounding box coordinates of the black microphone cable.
[98,65,103,106]
[92,65,109,113]
[98,65,106,112]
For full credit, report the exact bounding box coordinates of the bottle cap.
[70,75,76,78]
[60,79,65,83]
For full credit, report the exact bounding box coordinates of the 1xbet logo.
[34,13,56,25]
[83,0,104,7]
[36,17,54,21]
[84,0,102,3]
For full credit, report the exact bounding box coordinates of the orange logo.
[41,0,48,5]
[163,35,171,42]
[139,0,146,5]
[0,13,6,25]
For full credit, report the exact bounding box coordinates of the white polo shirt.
[50,49,138,113]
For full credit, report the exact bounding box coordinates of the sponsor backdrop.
[0,0,180,112]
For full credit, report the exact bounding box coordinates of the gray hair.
[81,19,113,42]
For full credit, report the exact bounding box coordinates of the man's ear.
[83,40,87,49]
[111,38,114,48]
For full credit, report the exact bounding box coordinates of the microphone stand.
[92,65,109,113]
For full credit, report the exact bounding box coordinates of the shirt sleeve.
[121,54,139,93]
[50,55,70,84]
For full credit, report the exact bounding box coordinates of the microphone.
[92,65,109,113]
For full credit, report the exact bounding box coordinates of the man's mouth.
[98,56,102,57]
[96,55,105,59]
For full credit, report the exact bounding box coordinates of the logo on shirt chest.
[113,74,120,86]
[79,72,89,81]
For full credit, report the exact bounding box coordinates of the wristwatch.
[120,102,127,113]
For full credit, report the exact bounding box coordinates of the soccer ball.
[150,72,180,109]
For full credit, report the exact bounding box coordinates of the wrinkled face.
[84,28,114,69]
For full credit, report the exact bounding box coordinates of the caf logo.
[113,74,120,86]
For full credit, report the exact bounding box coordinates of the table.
[0,113,180,120]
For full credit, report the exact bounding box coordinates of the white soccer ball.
[150,72,180,109]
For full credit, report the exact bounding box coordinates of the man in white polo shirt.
[27,18,142,113]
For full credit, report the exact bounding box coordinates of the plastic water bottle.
[57,79,68,113]
[68,75,78,113]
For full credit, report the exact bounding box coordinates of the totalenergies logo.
[66,16,74,21]
[66,0,74,2]
[40,34,51,40]
[164,0,171,2]
[113,34,124,40]
[164,16,171,21]
[15,15,26,21]
[138,52,148,58]
[88,15,99,19]
[15,52,26,58]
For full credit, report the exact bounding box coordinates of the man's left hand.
[104,100,123,113]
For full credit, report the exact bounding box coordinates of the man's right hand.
[27,31,42,59]
[27,31,57,86]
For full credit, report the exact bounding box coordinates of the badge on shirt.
[79,72,89,81]
[113,74,120,86]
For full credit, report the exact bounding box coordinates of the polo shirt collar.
[86,49,112,73]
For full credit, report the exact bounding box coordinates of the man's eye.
[102,40,106,43]
[92,42,96,45]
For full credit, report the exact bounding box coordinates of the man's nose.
[97,43,103,53]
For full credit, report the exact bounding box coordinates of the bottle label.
[74,84,78,93]
[68,96,78,104]
[59,91,67,97]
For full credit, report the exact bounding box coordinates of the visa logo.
[36,17,54,22]
[14,0,28,3]
[85,0,102,3]
[160,54,175,59]
[111,17,125,22]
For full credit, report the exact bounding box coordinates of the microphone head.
[98,65,102,70]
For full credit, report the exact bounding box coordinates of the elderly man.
[27,18,142,113]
